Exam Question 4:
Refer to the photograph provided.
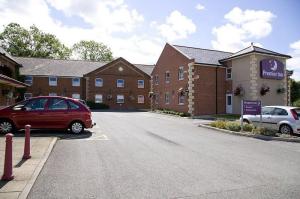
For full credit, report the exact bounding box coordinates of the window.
[48,99,68,110]
[24,93,32,100]
[272,108,288,116]
[49,93,57,96]
[165,92,170,104]
[154,93,159,104]
[72,77,80,87]
[226,68,232,80]
[178,94,185,105]
[165,71,170,83]
[178,66,184,80]
[68,101,80,110]
[138,80,144,88]
[117,95,124,103]
[117,79,124,88]
[72,93,80,99]
[49,76,57,86]
[24,98,48,111]
[95,94,103,103]
[138,95,144,104]
[262,107,274,115]
[25,76,33,85]
[95,78,103,87]
[154,75,159,85]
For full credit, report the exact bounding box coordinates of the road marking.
[84,134,109,141]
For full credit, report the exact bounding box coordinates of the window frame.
[154,75,159,85]
[165,71,170,83]
[72,77,80,87]
[95,78,103,87]
[178,94,185,105]
[25,76,33,85]
[49,76,57,86]
[117,79,125,88]
[178,66,184,80]
[226,68,232,80]
[95,94,103,103]
[138,80,144,88]
[165,92,170,104]
[72,93,80,99]
[137,95,144,104]
[49,93,57,96]
[116,95,125,104]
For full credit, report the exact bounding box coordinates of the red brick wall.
[85,58,150,110]
[152,43,191,113]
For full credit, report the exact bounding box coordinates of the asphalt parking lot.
[27,111,300,199]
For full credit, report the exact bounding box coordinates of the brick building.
[0,47,28,107]
[15,57,154,110]
[152,43,292,116]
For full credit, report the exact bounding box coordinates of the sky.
[0,0,300,79]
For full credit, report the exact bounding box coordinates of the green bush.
[157,109,190,117]
[210,120,226,129]
[86,101,109,109]
[243,123,254,132]
[225,122,241,132]
[293,99,300,107]
[252,127,277,136]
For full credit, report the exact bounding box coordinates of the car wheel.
[0,120,14,134]
[243,119,250,124]
[279,124,293,134]
[70,121,84,134]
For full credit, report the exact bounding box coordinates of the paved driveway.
[28,111,300,199]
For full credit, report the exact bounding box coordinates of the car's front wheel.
[279,124,293,134]
[70,121,84,134]
[0,120,14,134]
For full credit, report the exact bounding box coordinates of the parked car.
[242,106,300,134]
[0,96,95,134]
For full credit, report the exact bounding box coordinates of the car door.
[271,108,289,130]
[261,107,274,128]
[11,98,48,128]
[44,98,70,129]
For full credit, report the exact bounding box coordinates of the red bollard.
[23,125,31,159]
[1,133,14,181]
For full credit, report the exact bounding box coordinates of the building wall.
[152,43,191,113]
[24,76,84,98]
[229,54,287,114]
[193,65,226,115]
[85,59,150,110]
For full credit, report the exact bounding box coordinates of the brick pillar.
[188,62,195,116]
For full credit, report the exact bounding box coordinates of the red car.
[0,96,95,134]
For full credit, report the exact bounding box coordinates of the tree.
[72,40,113,62]
[0,23,71,59]
[291,79,300,103]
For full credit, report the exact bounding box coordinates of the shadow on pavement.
[0,180,9,188]
[0,129,93,140]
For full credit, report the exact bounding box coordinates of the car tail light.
[291,109,299,120]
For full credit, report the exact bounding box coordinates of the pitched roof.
[220,45,292,62]
[0,47,20,65]
[172,44,233,66]
[134,64,155,76]
[0,73,29,88]
[15,57,107,77]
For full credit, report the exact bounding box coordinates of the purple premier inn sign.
[243,100,261,115]
[260,59,284,80]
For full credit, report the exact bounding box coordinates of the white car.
[241,106,300,135]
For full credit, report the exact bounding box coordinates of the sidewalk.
[0,136,57,199]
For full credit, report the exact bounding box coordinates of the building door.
[226,94,233,114]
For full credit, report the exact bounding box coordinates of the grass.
[212,114,240,120]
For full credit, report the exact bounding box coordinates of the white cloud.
[211,7,275,52]
[156,10,196,42]
[287,40,300,80]
[196,3,205,11]
[0,0,161,64]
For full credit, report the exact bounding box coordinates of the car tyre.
[243,119,250,124]
[0,120,14,134]
[70,121,84,134]
[279,124,293,134]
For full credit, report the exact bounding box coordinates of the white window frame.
[72,77,80,87]
[154,93,159,104]
[154,75,159,85]
[24,93,32,100]
[117,79,125,88]
[49,93,57,96]
[25,76,33,85]
[178,66,184,80]
[226,68,232,80]
[165,92,170,104]
[49,76,57,86]
[138,80,144,88]
[138,95,144,104]
[72,93,80,99]
[165,71,170,83]
[117,95,124,104]
[95,94,103,103]
[178,94,185,105]
[95,78,103,87]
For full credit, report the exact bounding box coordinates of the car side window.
[68,101,80,110]
[48,99,68,110]
[262,107,273,115]
[24,98,48,111]
[272,108,288,116]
